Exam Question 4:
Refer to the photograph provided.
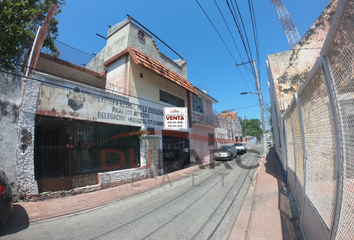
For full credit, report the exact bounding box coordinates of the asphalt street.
[1,145,263,240]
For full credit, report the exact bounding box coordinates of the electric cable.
[231,0,254,72]
[213,0,242,59]
[213,0,257,96]
[195,0,236,63]
[195,0,258,104]
[248,0,261,85]
[226,0,253,70]
[226,0,259,98]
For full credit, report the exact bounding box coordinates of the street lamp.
[240,87,267,156]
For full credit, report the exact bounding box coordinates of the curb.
[7,146,261,226]
[6,160,221,226]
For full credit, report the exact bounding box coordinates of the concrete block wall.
[145,136,162,178]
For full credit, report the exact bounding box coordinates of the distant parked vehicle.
[215,144,237,160]
[235,142,247,154]
[0,170,13,224]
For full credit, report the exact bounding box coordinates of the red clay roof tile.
[104,47,198,95]
[130,47,197,95]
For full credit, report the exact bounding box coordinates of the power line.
[228,0,263,100]
[195,0,258,104]
[226,0,252,70]
[1,68,262,125]
[0,68,176,111]
[248,0,261,86]
[217,99,255,103]
[213,0,256,95]
[237,67,258,103]
[127,14,184,60]
[231,0,254,72]
[226,0,259,97]
[215,104,259,112]
[213,0,242,59]
[234,0,254,61]
[195,0,236,63]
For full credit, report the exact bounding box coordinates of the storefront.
[34,116,141,192]
[18,73,168,194]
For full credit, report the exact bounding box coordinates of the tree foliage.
[0,0,65,70]
[239,117,263,138]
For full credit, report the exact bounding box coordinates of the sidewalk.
[5,162,211,226]
[4,146,265,227]
[228,147,302,240]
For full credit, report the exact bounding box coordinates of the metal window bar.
[34,116,140,180]
[191,113,214,125]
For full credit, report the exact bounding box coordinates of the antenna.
[195,77,210,95]
[270,0,301,49]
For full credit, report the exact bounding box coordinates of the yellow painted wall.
[129,58,188,105]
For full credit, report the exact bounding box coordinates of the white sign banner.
[164,107,188,130]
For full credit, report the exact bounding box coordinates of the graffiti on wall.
[218,133,227,145]
[163,140,187,159]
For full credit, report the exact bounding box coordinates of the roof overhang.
[104,47,198,95]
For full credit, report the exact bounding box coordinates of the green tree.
[0,0,65,70]
[239,117,263,139]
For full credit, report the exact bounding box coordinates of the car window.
[219,145,231,150]
[236,143,243,146]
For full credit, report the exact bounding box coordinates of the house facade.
[190,87,218,163]
[215,112,243,147]
[15,17,198,196]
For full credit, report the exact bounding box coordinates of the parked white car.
[235,142,247,154]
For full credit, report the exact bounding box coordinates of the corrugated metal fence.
[279,0,354,239]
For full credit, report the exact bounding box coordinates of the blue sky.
[56,0,331,130]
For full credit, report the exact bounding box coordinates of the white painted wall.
[0,69,23,198]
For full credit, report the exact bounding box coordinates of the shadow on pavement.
[0,205,30,236]
[264,146,302,240]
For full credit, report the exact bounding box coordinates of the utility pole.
[244,116,246,139]
[238,59,267,157]
[252,59,267,157]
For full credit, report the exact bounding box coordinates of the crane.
[270,0,301,49]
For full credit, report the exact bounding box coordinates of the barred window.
[192,94,203,114]
[208,133,214,146]
[160,90,184,107]
[34,116,141,180]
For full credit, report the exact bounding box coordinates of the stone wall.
[145,136,162,177]
[0,69,23,199]
[267,0,338,111]
[17,78,41,196]
[98,135,162,187]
